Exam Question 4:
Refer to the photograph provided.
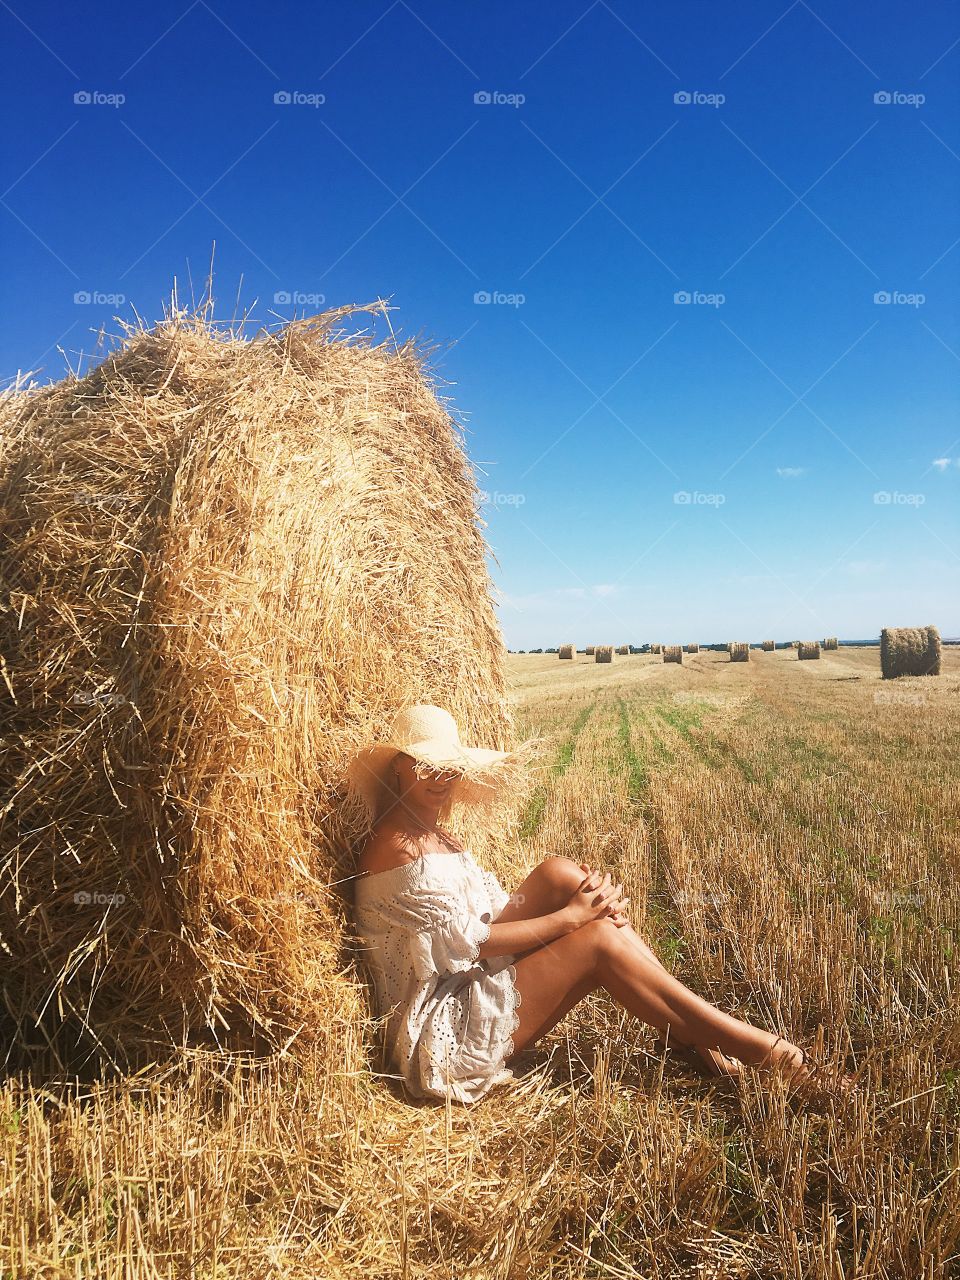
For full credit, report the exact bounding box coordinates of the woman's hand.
[564,862,630,929]
[578,862,631,927]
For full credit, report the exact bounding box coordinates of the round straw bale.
[616,644,629,655]
[798,641,821,660]
[762,639,775,651]
[686,642,699,653]
[729,642,750,662]
[0,303,541,1072]
[663,645,682,664]
[558,643,575,659]
[822,636,838,650]
[650,643,662,654]
[880,625,941,678]
[584,645,595,655]
[595,645,614,663]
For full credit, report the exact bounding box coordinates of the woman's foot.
[653,1035,744,1081]
[757,1037,857,1101]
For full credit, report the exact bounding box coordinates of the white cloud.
[775,466,807,478]
[592,583,619,597]
[931,457,953,472]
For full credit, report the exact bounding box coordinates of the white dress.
[352,848,523,1104]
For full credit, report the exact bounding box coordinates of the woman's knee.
[570,917,628,978]
[535,855,587,899]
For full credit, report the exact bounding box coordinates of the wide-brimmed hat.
[341,704,542,823]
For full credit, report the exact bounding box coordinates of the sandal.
[652,1034,744,1082]
[758,1038,858,1102]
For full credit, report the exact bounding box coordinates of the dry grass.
[595,645,614,663]
[558,643,575,660]
[1,645,960,1280]
[663,645,682,664]
[2,643,959,1276]
[729,642,750,663]
[881,625,942,679]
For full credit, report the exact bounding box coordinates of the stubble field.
[3,644,958,1278]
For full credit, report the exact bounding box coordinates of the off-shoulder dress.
[352,848,523,1104]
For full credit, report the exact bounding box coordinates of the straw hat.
[341,704,540,823]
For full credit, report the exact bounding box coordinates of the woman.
[343,704,855,1105]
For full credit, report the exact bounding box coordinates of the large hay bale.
[762,639,775,651]
[798,641,821,660]
[686,642,699,653]
[663,645,682,664]
[0,302,535,1073]
[616,644,629,655]
[729,642,749,662]
[584,645,595,656]
[558,643,575,659]
[880,625,941,678]
[650,643,662,654]
[822,636,838,650]
[595,645,614,663]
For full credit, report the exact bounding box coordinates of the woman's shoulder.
[357,825,418,876]
[356,823,466,877]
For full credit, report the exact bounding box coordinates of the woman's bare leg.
[499,857,804,1076]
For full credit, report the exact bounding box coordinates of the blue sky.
[2,1,958,647]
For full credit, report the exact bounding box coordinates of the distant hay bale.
[798,642,821,660]
[584,645,595,655]
[762,639,775,651]
[0,302,540,1073]
[822,636,838,650]
[791,641,801,648]
[729,642,750,662]
[558,643,575,659]
[616,644,629,655]
[686,642,699,653]
[880,625,941,679]
[663,645,682,664]
[650,643,662,654]
[595,645,614,663]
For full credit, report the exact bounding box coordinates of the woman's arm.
[476,909,575,960]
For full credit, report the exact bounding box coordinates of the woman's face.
[392,751,461,813]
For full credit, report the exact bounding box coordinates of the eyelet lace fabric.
[353,849,523,1104]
